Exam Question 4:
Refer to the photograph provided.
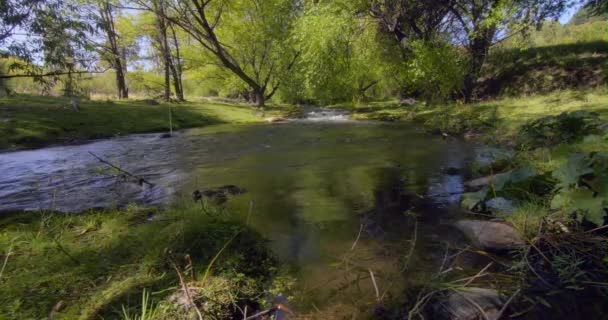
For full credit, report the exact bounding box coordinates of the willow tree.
[290,0,401,103]
[134,0,299,107]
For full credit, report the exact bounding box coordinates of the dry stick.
[54,239,80,264]
[455,289,490,320]
[351,223,364,251]
[586,224,608,233]
[88,152,155,187]
[0,240,15,280]
[368,269,380,302]
[243,307,276,320]
[495,288,521,320]
[172,261,203,320]
[401,217,418,272]
[457,262,494,287]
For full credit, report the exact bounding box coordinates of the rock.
[159,133,172,138]
[265,117,288,123]
[485,197,516,215]
[455,220,525,251]
[399,98,417,106]
[436,288,503,320]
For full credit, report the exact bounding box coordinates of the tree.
[449,0,570,101]
[133,0,299,108]
[96,0,129,99]
[290,0,401,103]
[369,0,571,102]
[0,0,95,79]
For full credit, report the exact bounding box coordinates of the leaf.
[461,187,489,210]
[570,189,605,225]
[552,154,593,189]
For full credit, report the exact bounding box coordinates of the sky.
[560,3,585,24]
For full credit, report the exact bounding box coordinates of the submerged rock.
[436,288,503,320]
[455,220,525,251]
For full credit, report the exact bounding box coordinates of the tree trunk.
[462,34,492,103]
[255,91,265,108]
[169,24,184,102]
[100,1,128,99]
[115,57,129,99]
[155,2,171,102]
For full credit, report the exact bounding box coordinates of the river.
[0,109,479,317]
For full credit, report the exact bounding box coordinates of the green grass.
[480,41,608,97]
[337,89,608,142]
[0,203,275,319]
[0,95,297,150]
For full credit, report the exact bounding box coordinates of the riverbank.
[0,95,297,150]
[349,90,608,319]
[335,89,608,139]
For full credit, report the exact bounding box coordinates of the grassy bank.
[0,95,297,150]
[337,89,608,139]
[0,203,279,319]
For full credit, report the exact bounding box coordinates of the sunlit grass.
[0,95,296,150]
[0,203,274,319]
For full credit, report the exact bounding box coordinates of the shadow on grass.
[479,41,608,97]
[0,207,275,319]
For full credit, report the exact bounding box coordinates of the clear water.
[0,120,476,316]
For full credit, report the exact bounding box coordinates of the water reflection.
[0,121,475,316]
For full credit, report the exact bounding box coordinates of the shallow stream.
[0,109,479,316]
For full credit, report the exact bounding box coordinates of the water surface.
[0,117,475,316]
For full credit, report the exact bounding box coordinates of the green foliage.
[461,167,539,210]
[520,111,602,146]
[288,1,402,104]
[550,152,608,225]
[405,40,467,104]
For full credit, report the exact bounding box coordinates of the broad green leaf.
[461,187,489,210]
[570,189,605,225]
[552,154,593,189]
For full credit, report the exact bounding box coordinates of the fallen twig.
[54,239,80,265]
[351,223,364,251]
[495,288,520,320]
[401,217,418,272]
[88,151,155,187]
[171,260,203,320]
[369,269,380,302]
[0,239,15,280]
[243,307,276,320]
